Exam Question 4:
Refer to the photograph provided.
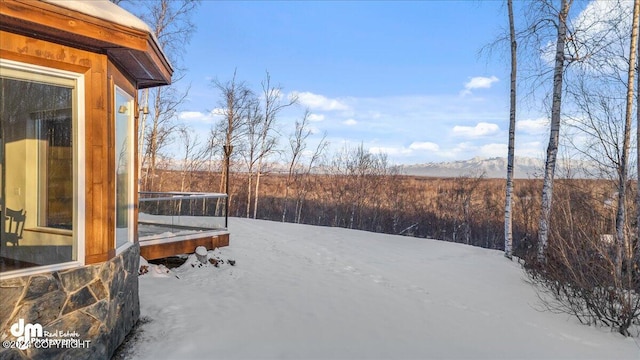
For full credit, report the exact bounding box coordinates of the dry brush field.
[148,169,620,257]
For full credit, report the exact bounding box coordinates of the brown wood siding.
[0,0,149,52]
[1,0,174,265]
[140,233,230,260]
[0,30,112,264]
[0,0,172,88]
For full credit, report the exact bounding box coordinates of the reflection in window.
[115,87,133,249]
[1,63,77,273]
[36,108,73,229]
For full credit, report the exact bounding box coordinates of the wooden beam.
[140,233,230,260]
[0,0,172,87]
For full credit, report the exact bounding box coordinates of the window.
[115,86,134,251]
[0,60,84,275]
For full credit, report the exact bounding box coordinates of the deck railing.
[138,191,228,242]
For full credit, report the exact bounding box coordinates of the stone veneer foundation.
[0,244,140,360]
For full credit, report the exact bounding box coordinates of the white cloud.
[465,76,499,89]
[409,141,440,152]
[461,76,499,95]
[479,143,507,157]
[178,110,220,124]
[179,111,205,120]
[255,93,512,164]
[292,91,350,111]
[369,146,412,156]
[452,122,500,137]
[517,118,548,134]
[571,0,632,70]
[308,113,325,122]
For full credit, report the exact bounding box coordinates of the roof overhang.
[0,0,172,88]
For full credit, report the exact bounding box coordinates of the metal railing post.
[223,145,233,229]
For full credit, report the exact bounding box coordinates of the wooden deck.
[138,223,229,260]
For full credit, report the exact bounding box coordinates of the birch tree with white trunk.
[636,0,640,270]
[618,0,639,277]
[504,0,517,260]
[538,0,573,260]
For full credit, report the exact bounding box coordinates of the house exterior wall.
[0,244,139,359]
[0,29,113,265]
[0,24,140,359]
[0,1,172,356]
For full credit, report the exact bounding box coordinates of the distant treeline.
[144,168,618,259]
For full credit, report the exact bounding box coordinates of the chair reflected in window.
[3,208,26,246]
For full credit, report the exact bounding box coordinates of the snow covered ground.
[125,218,640,359]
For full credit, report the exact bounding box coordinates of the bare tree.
[281,110,328,224]
[212,71,254,216]
[144,86,189,190]
[525,0,640,335]
[252,72,297,219]
[538,0,573,260]
[177,127,208,193]
[283,109,312,222]
[504,0,517,260]
[561,0,638,277]
[617,0,639,278]
[294,134,328,224]
[116,0,200,191]
[440,171,485,245]
[636,0,640,269]
[240,99,263,218]
[175,126,208,214]
[137,89,149,186]
[526,180,640,336]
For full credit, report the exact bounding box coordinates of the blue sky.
[172,0,553,164]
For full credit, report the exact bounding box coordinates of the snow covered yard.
[124,218,640,359]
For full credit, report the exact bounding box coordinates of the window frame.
[0,58,85,279]
[114,85,135,254]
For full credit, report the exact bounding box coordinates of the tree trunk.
[295,197,303,224]
[504,0,517,259]
[246,171,253,218]
[618,0,639,278]
[216,160,226,217]
[252,128,268,220]
[538,0,571,261]
[282,177,291,222]
[253,166,262,219]
[632,0,640,271]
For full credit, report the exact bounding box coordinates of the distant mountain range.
[163,156,605,179]
[400,156,601,179]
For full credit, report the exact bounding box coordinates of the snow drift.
[124,218,640,359]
